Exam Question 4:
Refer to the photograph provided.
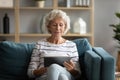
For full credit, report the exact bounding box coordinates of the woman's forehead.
[50,17,66,23]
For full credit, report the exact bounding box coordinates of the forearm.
[69,69,79,76]
[69,69,81,80]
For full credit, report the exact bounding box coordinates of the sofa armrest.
[93,47,115,80]
[84,50,101,80]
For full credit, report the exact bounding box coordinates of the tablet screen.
[44,56,72,67]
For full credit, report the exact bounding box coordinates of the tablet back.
[44,57,72,67]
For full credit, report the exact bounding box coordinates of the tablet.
[44,56,72,67]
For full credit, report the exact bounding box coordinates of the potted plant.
[34,0,45,8]
[110,12,120,71]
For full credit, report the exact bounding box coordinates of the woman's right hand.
[33,67,47,76]
[63,60,75,71]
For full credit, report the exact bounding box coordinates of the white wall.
[94,0,120,58]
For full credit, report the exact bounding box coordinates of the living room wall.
[94,0,120,58]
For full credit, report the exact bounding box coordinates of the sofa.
[0,38,115,80]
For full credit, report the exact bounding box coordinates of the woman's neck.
[47,36,66,44]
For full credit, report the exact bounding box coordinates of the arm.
[70,43,81,72]
[84,50,101,80]
[63,42,81,79]
[27,43,46,78]
[64,60,81,80]
[93,47,115,80]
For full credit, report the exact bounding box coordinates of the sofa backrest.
[0,41,35,80]
[73,38,92,57]
[0,38,92,80]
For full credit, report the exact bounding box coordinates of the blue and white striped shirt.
[27,38,80,79]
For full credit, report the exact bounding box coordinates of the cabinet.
[0,0,94,46]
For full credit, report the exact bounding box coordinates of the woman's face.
[48,17,66,37]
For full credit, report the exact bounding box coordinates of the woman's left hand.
[63,60,75,71]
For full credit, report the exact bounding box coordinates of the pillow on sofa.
[0,41,35,80]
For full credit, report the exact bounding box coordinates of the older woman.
[27,9,80,80]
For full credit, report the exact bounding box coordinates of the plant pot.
[36,1,45,8]
[117,51,120,71]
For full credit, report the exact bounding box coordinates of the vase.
[66,0,70,8]
[36,1,45,8]
[3,13,9,34]
[73,18,86,34]
[40,16,48,34]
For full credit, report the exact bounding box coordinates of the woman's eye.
[51,23,64,27]
[53,24,57,27]
[51,23,56,26]
[60,24,63,27]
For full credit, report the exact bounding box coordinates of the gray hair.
[42,9,70,34]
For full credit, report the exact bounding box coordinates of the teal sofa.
[0,38,115,80]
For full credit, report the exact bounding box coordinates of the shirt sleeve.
[71,43,81,74]
[27,43,43,78]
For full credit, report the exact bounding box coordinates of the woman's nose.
[56,25,60,30]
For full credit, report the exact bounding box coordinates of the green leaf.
[114,34,120,41]
[110,24,120,28]
[109,24,118,29]
[119,41,120,45]
[109,12,120,47]
[109,24,116,27]
[115,12,120,19]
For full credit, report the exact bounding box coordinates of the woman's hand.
[63,60,75,71]
[64,60,80,79]
[33,67,47,77]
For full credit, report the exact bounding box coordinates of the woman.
[27,9,81,80]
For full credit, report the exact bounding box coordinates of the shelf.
[0,7,15,10]
[64,33,92,37]
[19,7,53,10]
[19,33,92,37]
[19,6,92,10]
[0,34,15,37]
[20,34,50,37]
[57,7,92,10]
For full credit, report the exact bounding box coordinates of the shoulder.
[36,38,48,44]
[34,38,47,49]
[65,40,76,46]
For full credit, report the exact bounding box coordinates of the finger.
[70,59,73,63]
[64,61,71,66]
[64,62,74,71]
[68,60,73,66]
[64,62,69,67]
[69,60,73,64]
[64,62,73,68]
[69,60,75,67]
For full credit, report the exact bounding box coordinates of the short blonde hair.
[42,9,70,34]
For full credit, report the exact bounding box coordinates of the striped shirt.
[27,39,80,79]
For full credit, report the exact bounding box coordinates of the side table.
[115,72,120,80]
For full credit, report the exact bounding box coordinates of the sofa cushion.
[0,41,35,80]
[73,38,92,57]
